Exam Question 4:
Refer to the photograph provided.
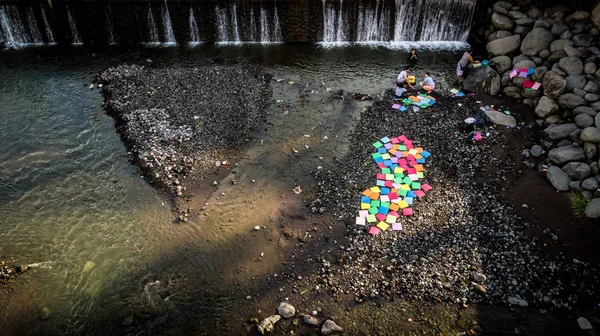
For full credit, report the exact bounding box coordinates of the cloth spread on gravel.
[98,64,270,195]
[357,135,432,234]
[310,92,600,308]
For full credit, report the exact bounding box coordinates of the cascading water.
[250,9,257,41]
[356,0,391,42]
[259,8,270,42]
[322,0,347,43]
[41,7,55,44]
[189,8,201,45]
[417,0,476,41]
[26,7,43,44]
[231,4,241,43]
[273,7,282,42]
[146,6,159,44]
[394,0,421,41]
[215,4,241,44]
[161,2,176,45]
[106,6,116,45]
[67,6,82,45]
[0,5,29,46]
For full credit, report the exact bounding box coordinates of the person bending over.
[421,73,435,94]
[456,49,475,84]
[397,66,413,89]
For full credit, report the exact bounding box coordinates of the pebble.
[321,319,343,335]
[303,314,320,326]
[277,302,296,318]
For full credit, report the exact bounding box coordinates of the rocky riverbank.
[308,91,600,311]
[476,1,600,217]
[97,63,270,206]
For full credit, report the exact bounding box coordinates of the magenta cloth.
[414,190,426,198]
[523,80,534,89]
[369,226,381,235]
[375,213,386,221]
[421,184,432,192]
[402,208,413,216]
[391,138,400,144]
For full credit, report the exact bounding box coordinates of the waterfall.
[356,0,391,42]
[322,0,347,43]
[0,5,29,46]
[146,6,159,44]
[106,6,116,45]
[189,8,200,45]
[417,0,476,41]
[67,6,82,45]
[259,8,270,42]
[215,4,240,44]
[161,2,176,45]
[250,9,257,41]
[231,4,240,43]
[26,7,43,44]
[248,6,281,43]
[41,7,54,44]
[215,6,228,42]
[394,0,420,41]
[273,7,282,42]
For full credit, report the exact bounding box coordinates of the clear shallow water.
[0,44,461,335]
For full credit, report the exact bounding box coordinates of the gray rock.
[508,11,527,20]
[551,21,569,35]
[533,66,548,82]
[573,34,594,47]
[543,71,567,99]
[562,162,591,180]
[591,46,600,55]
[548,50,568,63]
[516,18,535,26]
[548,145,585,164]
[503,86,522,98]
[521,28,554,56]
[593,102,600,111]
[546,165,571,191]
[322,320,343,335]
[550,39,573,53]
[560,30,574,40]
[533,57,542,65]
[546,115,561,124]
[566,10,590,22]
[592,3,600,29]
[585,81,599,93]
[512,54,531,65]
[575,114,595,128]
[577,316,594,330]
[592,162,599,174]
[463,67,501,95]
[531,145,544,157]
[523,88,541,99]
[536,96,560,118]
[514,60,536,70]
[582,190,594,200]
[508,297,529,307]
[585,63,598,75]
[485,109,517,128]
[303,315,320,326]
[277,302,296,318]
[571,129,582,142]
[539,49,551,59]
[565,75,587,92]
[544,123,579,140]
[563,44,583,58]
[512,77,527,87]
[493,1,511,15]
[528,7,543,19]
[586,93,599,102]
[490,55,512,74]
[569,180,582,190]
[581,127,600,143]
[574,106,598,117]
[534,20,551,29]
[585,142,598,159]
[574,88,587,97]
[487,35,521,56]
[582,177,599,190]
[559,57,584,75]
[557,93,586,109]
[492,13,515,30]
[258,315,281,335]
[557,139,572,147]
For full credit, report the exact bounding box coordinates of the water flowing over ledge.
[0,0,475,48]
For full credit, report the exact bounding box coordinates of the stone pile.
[484,1,600,217]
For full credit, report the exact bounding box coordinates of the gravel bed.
[309,92,600,309]
[97,64,270,196]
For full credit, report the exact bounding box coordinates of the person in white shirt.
[396,66,413,88]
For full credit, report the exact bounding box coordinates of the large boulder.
[543,71,567,99]
[574,106,598,117]
[585,199,600,218]
[585,63,597,75]
[489,30,512,41]
[565,74,587,92]
[533,66,548,82]
[575,114,595,128]
[492,13,514,30]
[551,21,569,35]
[548,50,568,63]
[490,56,512,74]
[596,112,600,126]
[487,35,521,56]
[592,3,600,29]
[516,18,535,27]
[521,28,554,56]
[535,96,559,118]
[514,60,536,70]
[484,109,517,128]
[585,81,599,93]
[463,67,501,95]
[544,123,579,140]
[508,11,527,20]
[548,145,585,164]
[559,57,584,75]
[564,44,583,58]
[546,166,571,191]
[549,39,573,53]
[557,93,586,109]
[566,11,590,22]
[573,34,594,47]
[581,127,600,143]
[493,1,511,15]
[562,162,591,180]
[582,178,599,190]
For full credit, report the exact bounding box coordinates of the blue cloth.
[424,77,435,87]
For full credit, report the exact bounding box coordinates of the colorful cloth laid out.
[357,135,433,235]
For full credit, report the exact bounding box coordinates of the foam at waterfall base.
[318,41,470,50]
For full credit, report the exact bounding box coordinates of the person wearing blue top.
[421,72,435,94]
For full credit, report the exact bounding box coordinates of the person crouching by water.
[456,49,475,85]
[397,66,413,89]
[407,49,418,68]
[421,72,435,94]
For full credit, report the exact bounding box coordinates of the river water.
[0,44,461,335]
